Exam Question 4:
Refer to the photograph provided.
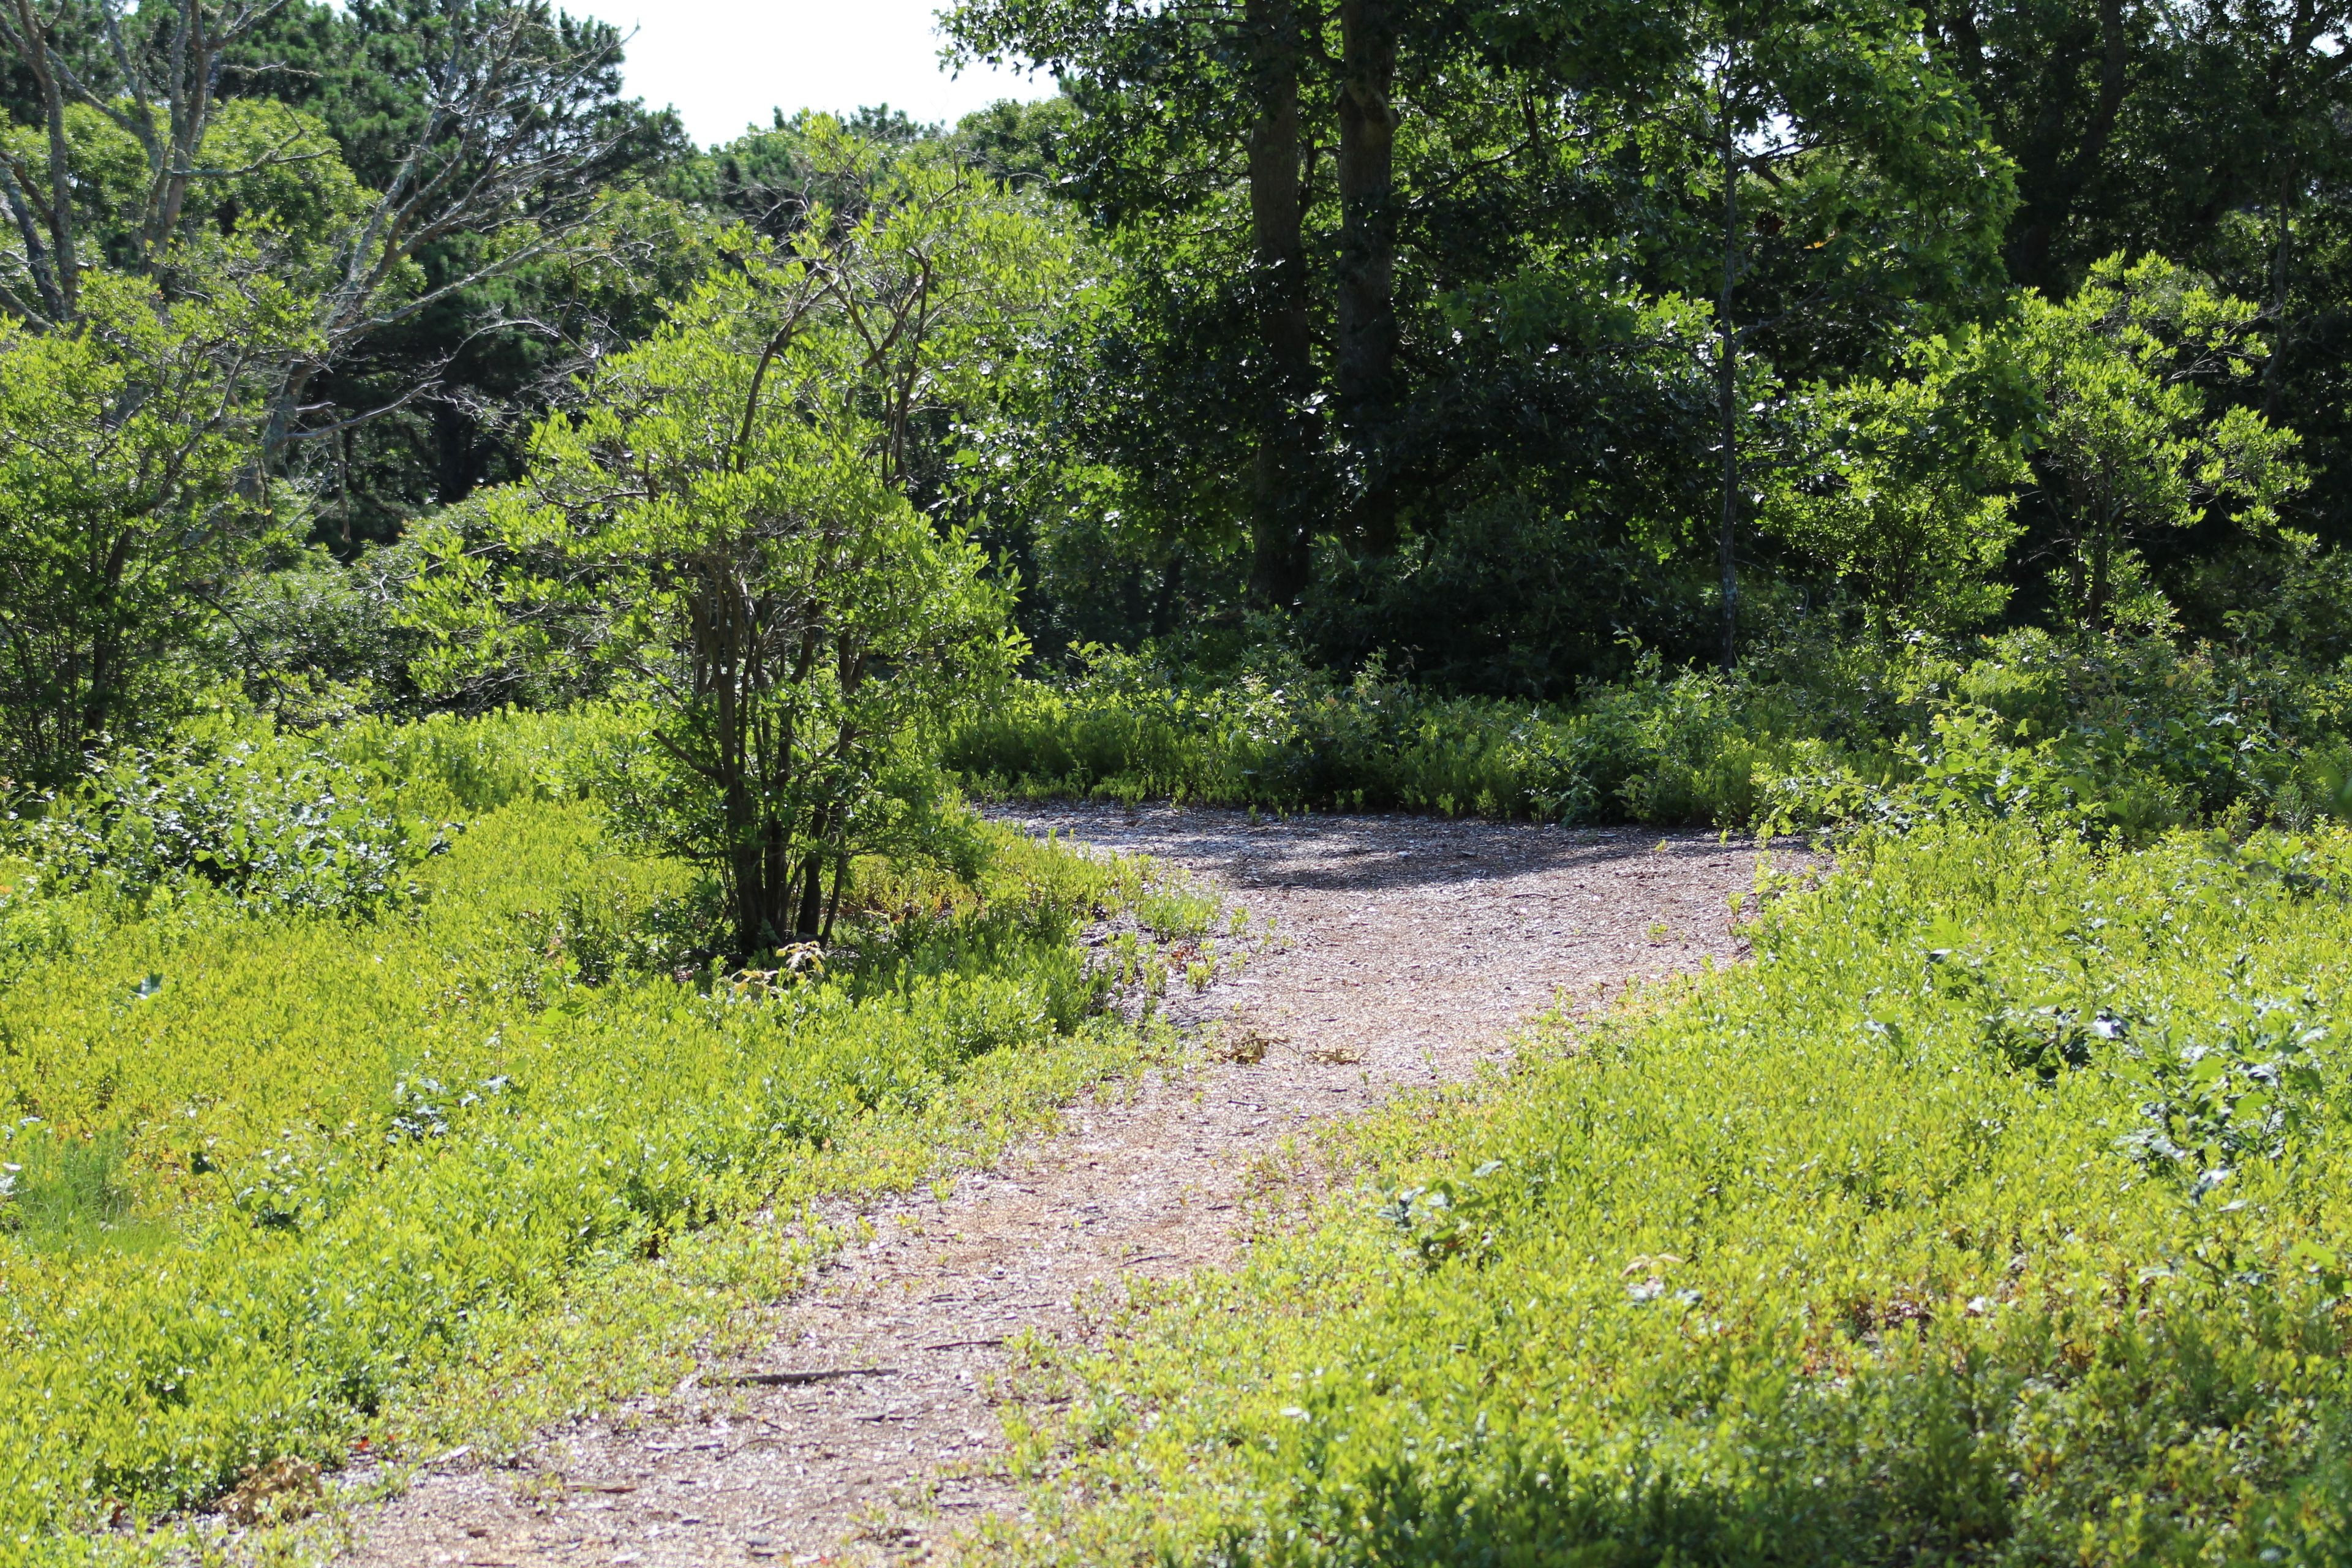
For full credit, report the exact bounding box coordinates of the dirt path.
[342,809,1771,1567]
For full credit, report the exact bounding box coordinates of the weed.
[0,1125,168,1254]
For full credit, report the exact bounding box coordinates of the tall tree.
[1673,0,2015,664]
[1924,0,2134,292]
[952,0,1330,608]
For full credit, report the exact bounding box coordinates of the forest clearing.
[346,810,1765,1564]
[7,0,2352,1560]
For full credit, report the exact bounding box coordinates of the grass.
[980,821,2352,1565]
[0,709,1216,1566]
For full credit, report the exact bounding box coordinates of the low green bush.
[991,821,2352,1564]
[5,699,632,915]
[17,730,441,916]
[0,707,1196,1565]
[949,628,2352,841]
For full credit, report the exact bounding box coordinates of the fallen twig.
[703,1367,899,1387]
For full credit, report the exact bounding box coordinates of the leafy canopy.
[0,263,316,784]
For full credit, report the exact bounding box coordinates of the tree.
[1763,329,2033,629]
[406,135,1061,952]
[0,0,657,458]
[1923,0,2352,295]
[2014,253,2305,629]
[951,0,1328,608]
[0,263,314,783]
[1666,0,2015,665]
[950,0,2029,673]
[1920,0,2352,562]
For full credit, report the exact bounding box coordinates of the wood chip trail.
[343,808,1771,1566]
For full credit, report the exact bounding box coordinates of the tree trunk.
[2260,164,2295,418]
[795,850,825,937]
[2087,510,2114,630]
[1246,0,1314,609]
[144,0,215,268]
[1336,0,1400,554]
[2000,0,2130,292]
[822,850,848,943]
[74,530,138,767]
[702,570,796,958]
[1148,553,1183,638]
[16,0,81,316]
[1716,108,1740,672]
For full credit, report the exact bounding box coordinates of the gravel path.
[342,808,1774,1567]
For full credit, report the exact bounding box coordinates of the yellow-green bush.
[0,709,1180,1564]
[992,823,2352,1565]
[947,631,2352,838]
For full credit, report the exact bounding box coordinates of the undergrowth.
[984,821,2352,1565]
[0,706,1212,1566]
[947,627,2352,841]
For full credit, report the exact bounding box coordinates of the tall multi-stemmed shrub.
[407,130,1069,953]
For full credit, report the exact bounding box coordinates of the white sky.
[568,0,1055,148]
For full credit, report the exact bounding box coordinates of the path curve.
[342,809,1771,1567]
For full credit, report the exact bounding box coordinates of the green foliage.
[0,94,371,288]
[212,540,428,723]
[989,821,2352,1564]
[0,706,1183,1563]
[0,266,317,785]
[320,703,624,816]
[949,627,2352,841]
[16,718,442,916]
[2014,255,2307,631]
[1764,330,2035,630]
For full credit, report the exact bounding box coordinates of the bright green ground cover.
[989,823,2352,1566]
[0,710,1205,1566]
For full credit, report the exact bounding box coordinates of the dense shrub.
[211,541,428,726]
[15,727,440,915]
[949,628,2352,840]
[993,821,2352,1564]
